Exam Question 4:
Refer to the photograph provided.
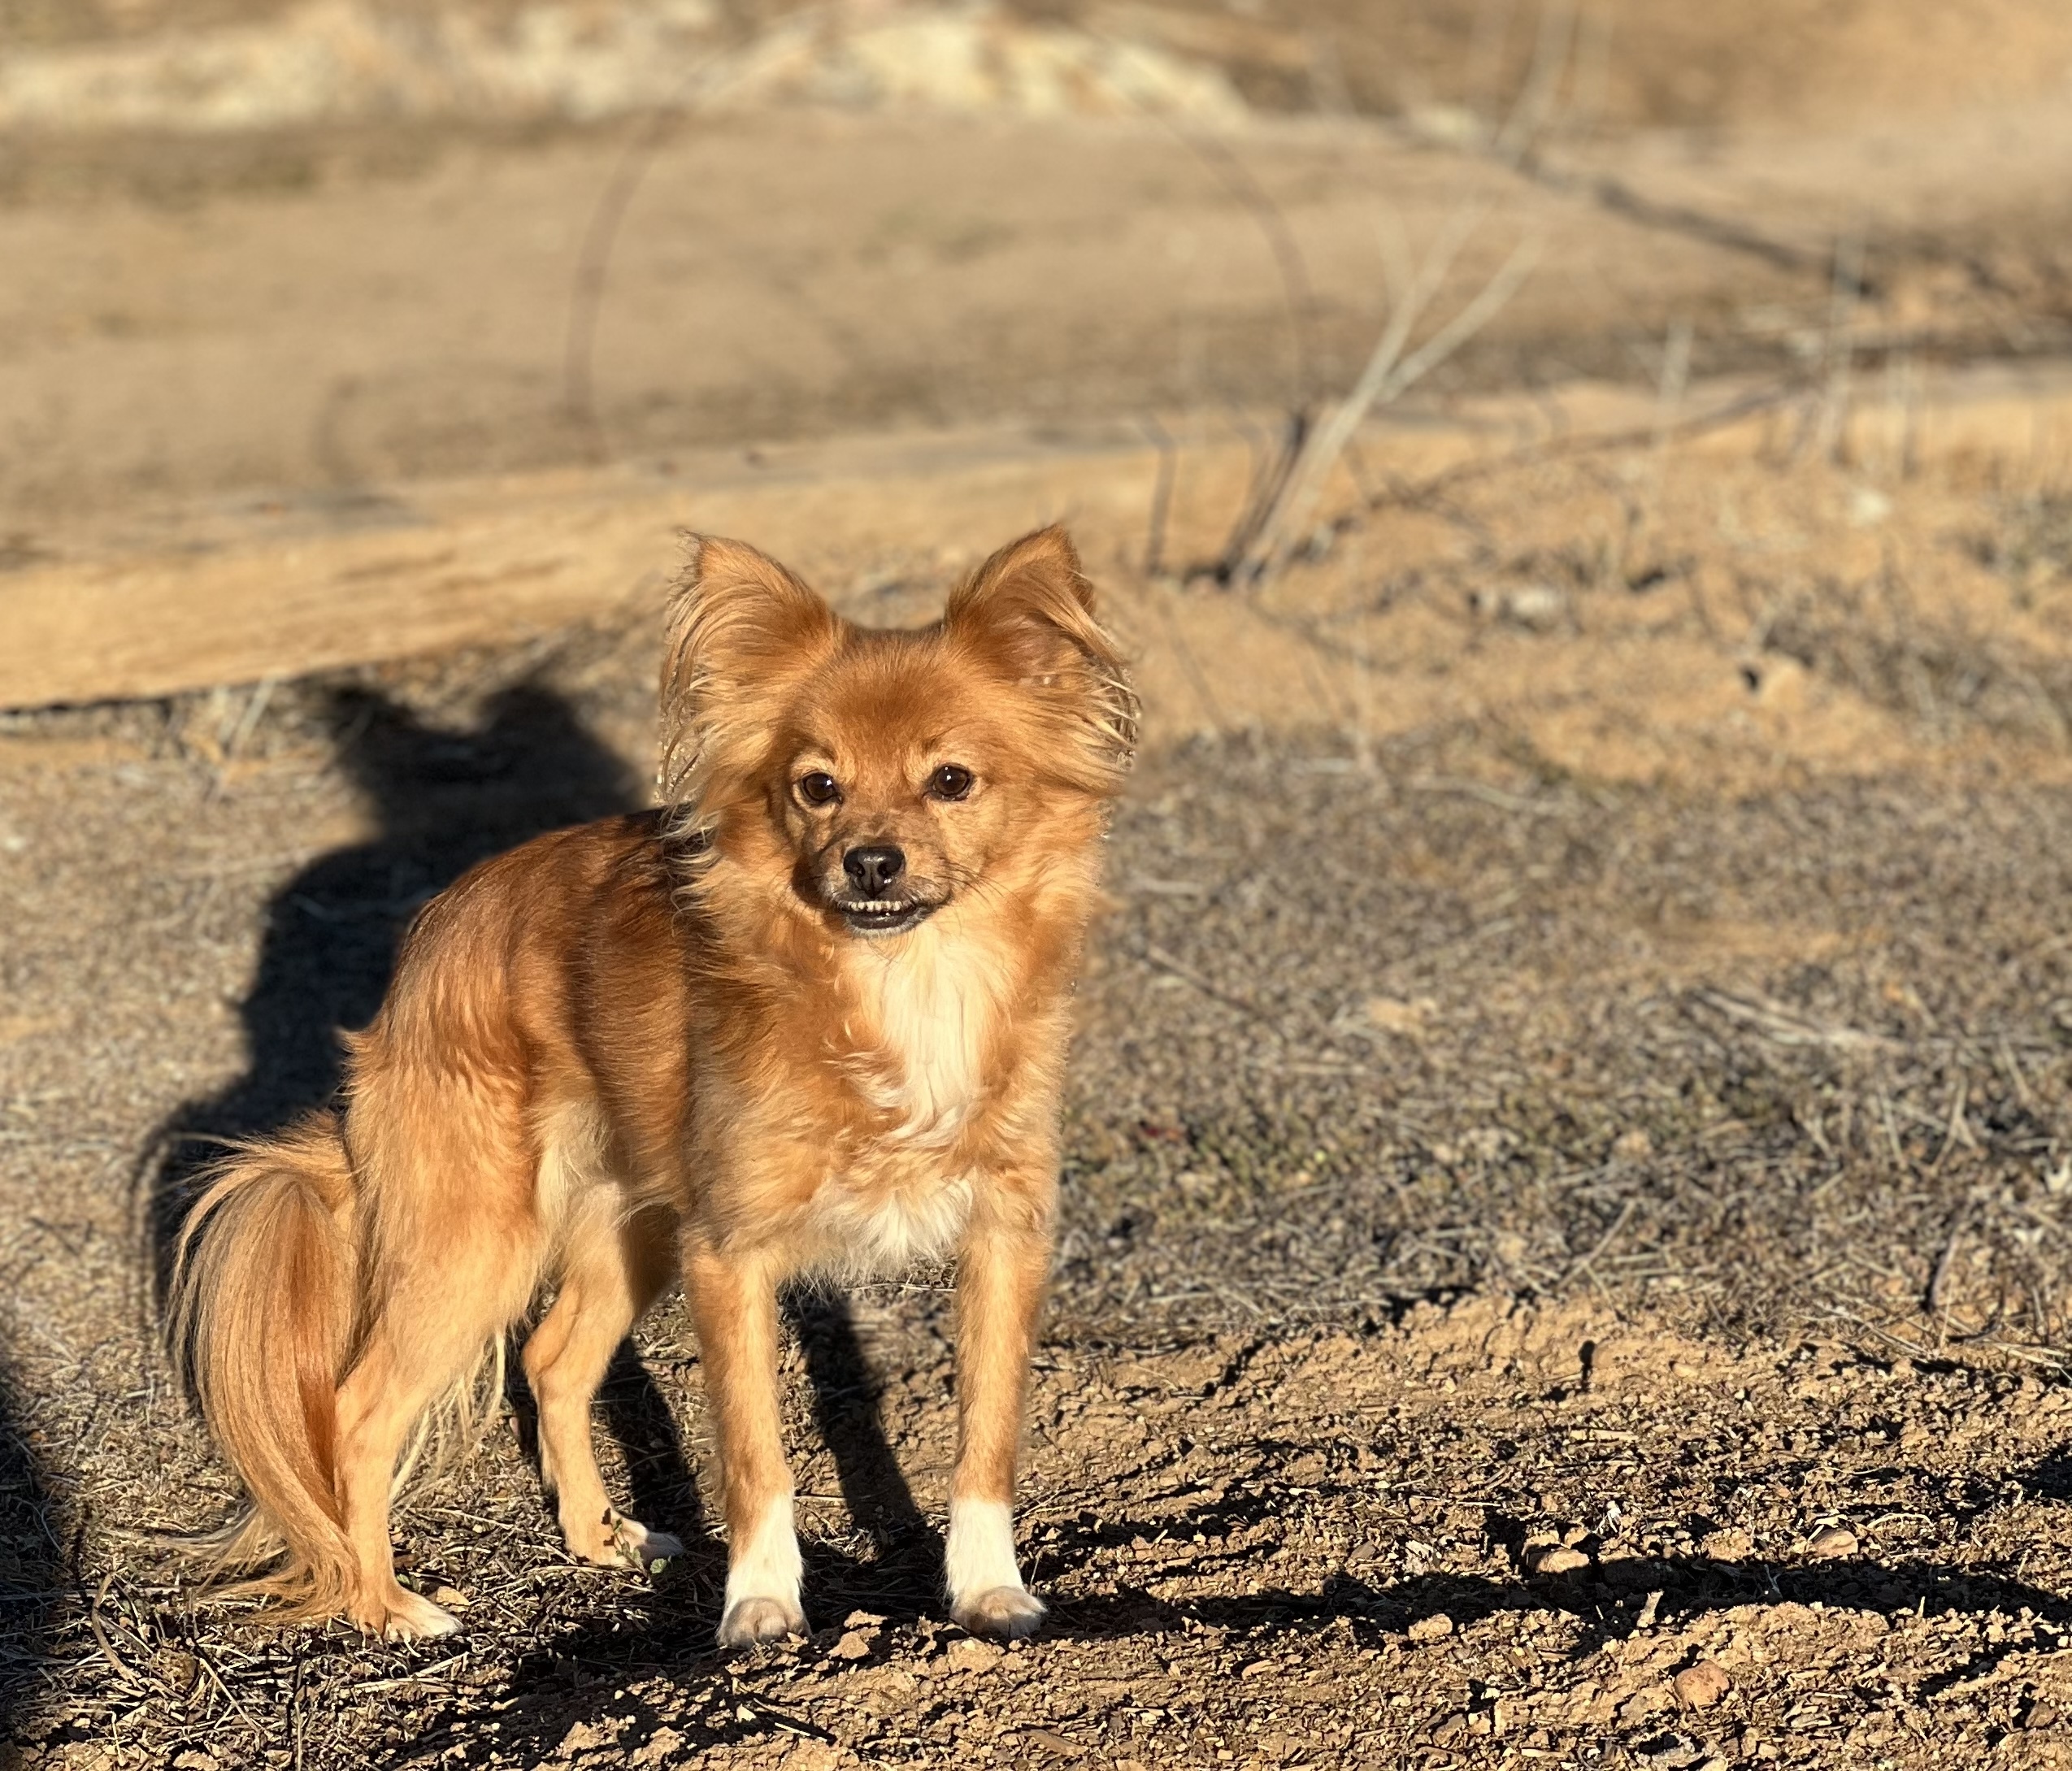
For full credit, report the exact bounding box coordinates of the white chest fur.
[843,922,998,1148]
[813,922,1005,1274]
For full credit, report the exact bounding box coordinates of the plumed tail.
[167,1113,358,1617]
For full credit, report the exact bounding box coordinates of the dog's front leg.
[947,1204,1053,1638]
[683,1236,806,1646]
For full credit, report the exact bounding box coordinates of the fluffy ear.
[945,526,1138,794]
[658,536,841,852]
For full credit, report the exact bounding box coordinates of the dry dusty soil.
[9,5,2072,1769]
[6,428,2072,1769]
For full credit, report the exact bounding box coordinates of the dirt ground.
[8,5,2072,1769]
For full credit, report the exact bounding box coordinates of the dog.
[168,524,1136,1645]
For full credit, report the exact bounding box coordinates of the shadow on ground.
[141,682,667,1482]
[0,1361,56,1751]
[150,681,640,1192]
[393,1538,2072,1766]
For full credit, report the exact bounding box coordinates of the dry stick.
[1563,1198,1635,1287]
[1492,0,1577,167]
[1925,1218,1965,1330]
[1220,201,1457,581]
[1178,131,1323,416]
[1139,415,1179,579]
[561,107,680,447]
[1233,221,1544,587]
[1808,230,1865,463]
[1928,1077,1974,1172]
[1618,315,1692,588]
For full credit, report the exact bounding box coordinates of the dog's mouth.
[833,896,939,936]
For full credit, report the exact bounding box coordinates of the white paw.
[718,1491,803,1647]
[717,1593,807,1647]
[377,1588,463,1642]
[952,1584,1046,1640]
[945,1496,1039,1639]
[611,1514,684,1572]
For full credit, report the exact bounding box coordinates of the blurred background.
[3,0,2070,527]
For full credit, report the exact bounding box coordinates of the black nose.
[844,844,906,896]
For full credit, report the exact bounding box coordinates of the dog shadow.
[141,681,664,1522]
[788,1291,940,1596]
[0,1364,56,1752]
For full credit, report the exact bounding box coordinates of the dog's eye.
[928,763,974,801]
[796,771,841,806]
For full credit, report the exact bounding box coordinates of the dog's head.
[659,526,1136,939]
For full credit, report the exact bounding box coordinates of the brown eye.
[929,763,974,801]
[797,771,840,806]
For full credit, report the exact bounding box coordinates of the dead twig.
[1563,1199,1635,1287]
[1690,988,1901,1054]
[1140,415,1179,579]
[1228,217,1544,586]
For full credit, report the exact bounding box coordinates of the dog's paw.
[355,1584,463,1643]
[612,1515,685,1573]
[951,1585,1047,1640]
[563,1506,684,1572]
[717,1594,808,1648]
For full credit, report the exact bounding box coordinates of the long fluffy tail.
[167,1113,358,1614]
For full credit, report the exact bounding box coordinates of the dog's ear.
[946,526,1138,793]
[659,536,841,851]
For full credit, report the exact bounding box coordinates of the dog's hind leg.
[522,1202,683,1569]
[331,1096,545,1639]
[332,1326,477,1640]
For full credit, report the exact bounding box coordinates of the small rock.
[1239,1658,1276,1678]
[171,1755,219,1771]
[430,1585,468,1610]
[946,1636,1004,1673]
[1407,1612,1455,1643]
[1527,1544,1591,1575]
[1674,1660,1732,1709]
[1699,1527,1754,1562]
[830,1628,876,1660]
[1806,1525,1858,1560]
[2025,1698,2061,1730]
[843,1610,887,1628]
[1366,995,1437,1036]
[1488,582,1568,631]
[1613,1128,1653,1161]
[1848,486,1893,527]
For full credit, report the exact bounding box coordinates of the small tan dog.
[170,526,1135,1645]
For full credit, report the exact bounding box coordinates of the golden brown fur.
[167,526,1136,1643]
